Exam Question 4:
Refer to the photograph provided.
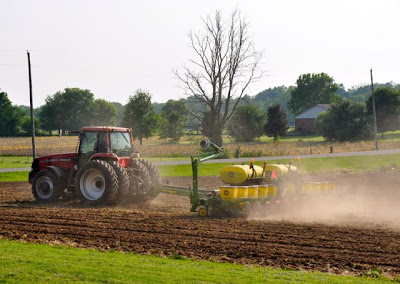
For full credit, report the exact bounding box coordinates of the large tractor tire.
[32,170,62,203]
[138,159,161,201]
[75,160,118,205]
[110,160,130,202]
[129,159,153,203]
[138,159,161,184]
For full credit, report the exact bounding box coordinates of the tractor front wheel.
[32,170,62,203]
[75,160,118,205]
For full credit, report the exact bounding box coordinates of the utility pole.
[27,50,36,159]
[370,68,378,151]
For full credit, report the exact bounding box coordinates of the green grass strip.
[158,154,400,177]
[2,154,400,182]
[0,171,29,182]
[0,156,32,169]
[0,239,395,283]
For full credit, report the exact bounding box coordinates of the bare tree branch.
[175,9,264,145]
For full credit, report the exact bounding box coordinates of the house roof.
[295,104,331,119]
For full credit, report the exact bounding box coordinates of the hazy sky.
[1,0,399,107]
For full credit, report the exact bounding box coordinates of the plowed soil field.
[1,173,400,277]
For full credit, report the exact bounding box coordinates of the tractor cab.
[78,127,134,163]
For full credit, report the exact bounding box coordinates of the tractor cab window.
[97,132,108,153]
[79,132,98,160]
[110,132,132,157]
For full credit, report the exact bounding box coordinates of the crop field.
[0,172,399,280]
[1,134,400,281]
[1,134,400,158]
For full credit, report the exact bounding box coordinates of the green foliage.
[159,100,187,141]
[252,86,295,125]
[111,101,125,126]
[122,90,159,145]
[0,92,25,136]
[366,87,400,135]
[264,104,289,142]
[338,82,400,103]
[19,116,46,136]
[40,88,93,132]
[316,100,372,142]
[91,99,117,126]
[152,101,166,114]
[288,73,339,115]
[234,146,242,158]
[17,104,42,117]
[39,88,116,133]
[227,104,265,142]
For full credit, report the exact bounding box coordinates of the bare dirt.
[0,173,399,277]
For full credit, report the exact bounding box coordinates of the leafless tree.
[175,10,264,146]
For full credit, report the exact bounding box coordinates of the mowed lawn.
[0,239,395,283]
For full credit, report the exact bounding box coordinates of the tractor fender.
[46,166,67,187]
[89,153,118,162]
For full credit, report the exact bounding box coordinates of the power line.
[0,49,26,52]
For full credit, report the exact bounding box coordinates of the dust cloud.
[249,172,400,230]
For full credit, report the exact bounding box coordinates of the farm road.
[1,148,400,172]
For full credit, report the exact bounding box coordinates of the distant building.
[295,104,331,134]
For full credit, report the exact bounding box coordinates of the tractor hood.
[33,153,77,172]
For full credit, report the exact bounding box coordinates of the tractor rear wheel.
[138,159,161,184]
[75,160,118,205]
[110,161,130,202]
[138,159,161,200]
[32,170,62,203]
[129,159,152,203]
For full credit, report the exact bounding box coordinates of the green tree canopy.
[227,104,264,142]
[288,73,339,115]
[0,92,25,136]
[111,102,125,126]
[252,86,295,125]
[40,88,95,132]
[39,88,117,133]
[20,116,40,136]
[264,104,289,142]
[91,99,117,126]
[159,100,187,142]
[122,90,159,145]
[366,87,400,136]
[316,100,371,142]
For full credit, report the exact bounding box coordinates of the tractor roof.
[81,126,130,133]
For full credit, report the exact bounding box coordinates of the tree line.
[2,75,399,144]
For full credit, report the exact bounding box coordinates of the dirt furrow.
[1,178,400,277]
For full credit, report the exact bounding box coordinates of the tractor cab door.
[78,132,100,163]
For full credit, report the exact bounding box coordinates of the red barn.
[295,104,331,134]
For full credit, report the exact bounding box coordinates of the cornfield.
[1,136,399,158]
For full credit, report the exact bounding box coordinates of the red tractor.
[29,127,160,205]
